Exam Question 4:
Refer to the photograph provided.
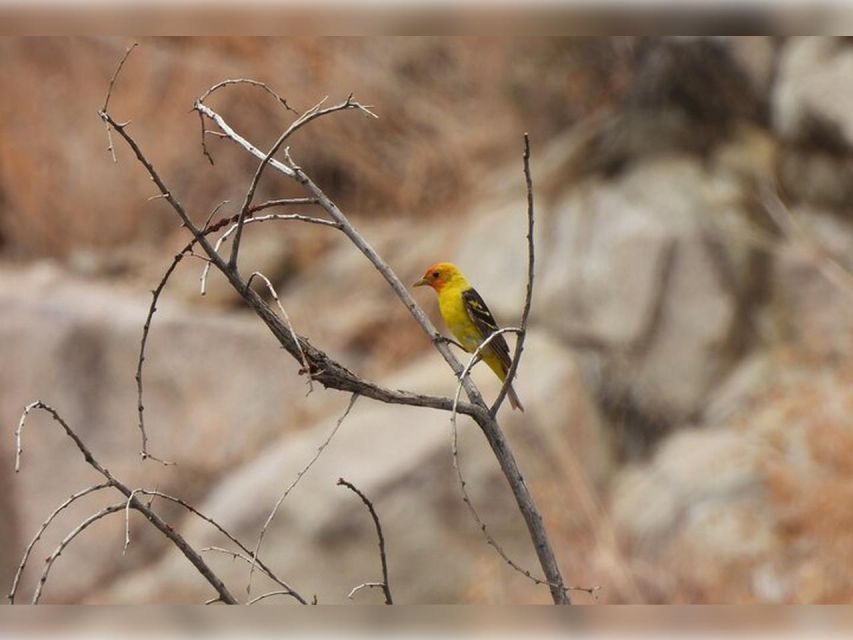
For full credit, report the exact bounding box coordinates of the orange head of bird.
[413,262,462,292]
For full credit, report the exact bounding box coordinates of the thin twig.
[347,582,386,601]
[337,478,393,605]
[200,213,340,296]
[123,488,143,555]
[248,197,320,213]
[246,272,314,394]
[202,200,230,233]
[8,482,111,603]
[491,133,535,416]
[197,78,299,114]
[247,393,359,594]
[100,42,138,163]
[32,503,126,604]
[247,590,304,605]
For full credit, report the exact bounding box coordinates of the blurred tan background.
[1,36,852,604]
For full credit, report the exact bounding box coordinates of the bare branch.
[247,393,359,594]
[138,489,306,604]
[32,503,126,604]
[491,133,535,416]
[216,94,372,270]
[246,271,314,394]
[8,482,111,603]
[13,401,238,604]
[337,477,392,605]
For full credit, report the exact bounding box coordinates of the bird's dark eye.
[432,271,440,278]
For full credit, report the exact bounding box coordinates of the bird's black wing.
[461,287,512,373]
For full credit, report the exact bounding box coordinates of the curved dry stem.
[122,488,143,555]
[337,477,392,605]
[347,582,386,601]
[247,590,304,605]
[197,78,298,114]
[247,393,359,595]
[246,271,314,394]
[32,503,126,604]
[8,482,111,603]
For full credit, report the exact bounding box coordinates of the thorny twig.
[100,41,137,163]
[337,478,393,605]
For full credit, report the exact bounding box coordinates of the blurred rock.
[611,355,853,602]
[89,331,610,604]
[538,156,762,439]
[773,37,853,149]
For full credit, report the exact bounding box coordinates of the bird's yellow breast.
[437,283,482,353]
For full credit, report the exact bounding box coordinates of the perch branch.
[194,99,571,604]
[491,133,535,416]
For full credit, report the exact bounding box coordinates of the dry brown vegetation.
[0,37,633,261]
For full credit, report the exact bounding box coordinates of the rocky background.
[1,36,851,604]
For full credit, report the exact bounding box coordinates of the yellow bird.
[414,262,524,411]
